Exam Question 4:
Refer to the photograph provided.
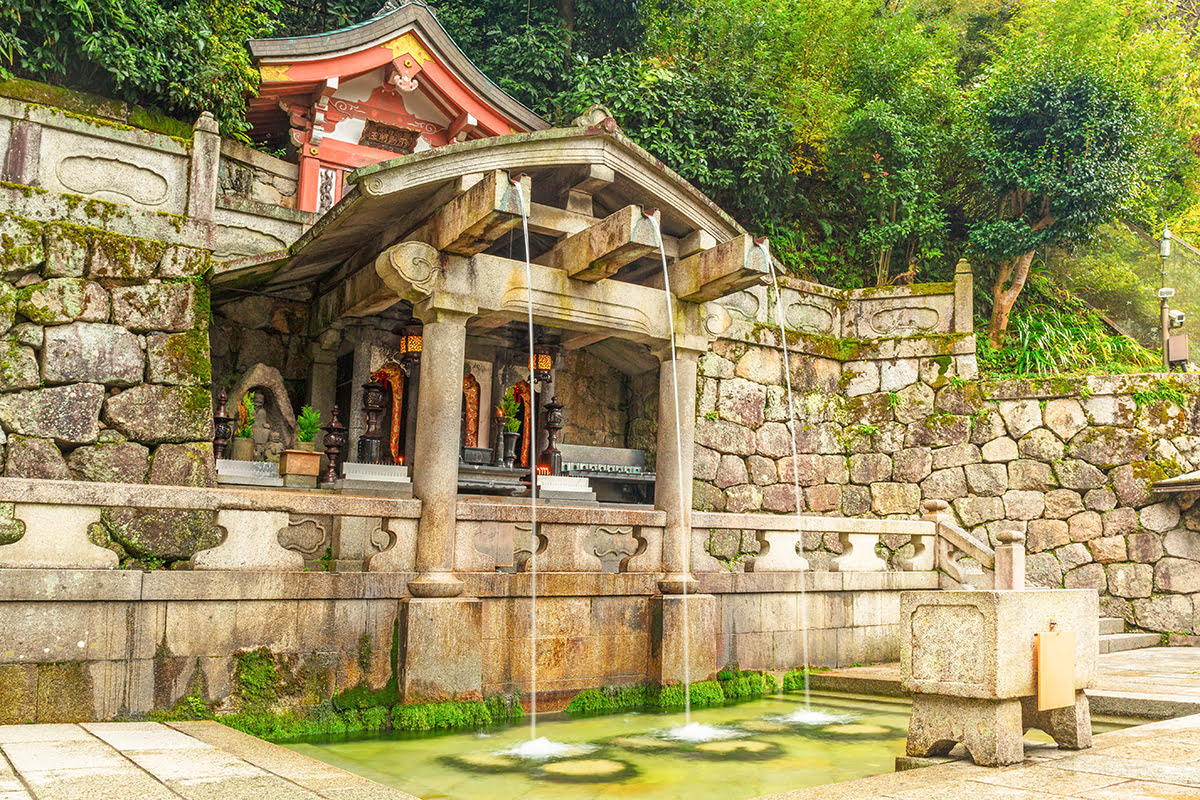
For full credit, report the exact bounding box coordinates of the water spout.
[758,239,812,711]
[511,177,542,740]
[645,210,694,725]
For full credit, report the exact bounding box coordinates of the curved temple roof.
[246,1,548,138]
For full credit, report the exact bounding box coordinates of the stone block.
[871,483,921,515]
[1084,488,1117,512]
[145,331,211,385]
[746,454,776,485]
[718,377,766,428]
[724,484,763,513]
[1106,562,1152,598]
[734,346,781,384]
[805,484,841,513]
[841,485,871,516]
[1102,507,1137,538]
[0,216,45,277]
[5,435,70,479]
[103,384,213,444]
[1163,529,1200,560]
[1088,535,1127,563]
[1111,463,1158,508]
[652,594,717,685]
[900,589,1098,699]
[0,340,39,391]
[1008,459,1056,491]
[998,400,1042,439]
[1002,490,1044,521]
[1064,563,1106,591]
[1141,502,1181,533]
[1043,399,1087,441]
[970,408,1007,445]
[698,352,733,379]
[1055,543,1092,572]
[1045,489,1085,520]
[906,415,970,448]
[1133,594,1193,633]
[41,322,143,387]
[954,496,1005,527]
[67,440,150,483]
[842,361,879,397]
[880,358,919,392]
[111,284,195,332]
[1054,460,1107,491]
[822,454,848,484]
[1025,552,1063,587]
[1067,426,1151,468]
[714,455,748,489]
[776,453,824,486]
[10,322,40,348]
[697,418,755,456]
[0,383,103,445]
[0,664,37,724]
[88,235,161,279]
[1019,429,1064,461]
[794,421,841,454]
[158,245,209,279]
[1154,557,1200,594]
[1027,519,1070,552]
[931,443,980,470]
[920,467,966,501]
[192,510,301,570]
[1127,532,1163,563]
[981,436,1018,463]
[893,381,934,424]
[893,447,932,483]
[1070,511,1104,542]
[907,694,1024,766]
[16,279,108,325]
[0,503,116,569]
[693,445,719,482]
[36,662,95,722]
[850,453,892,484]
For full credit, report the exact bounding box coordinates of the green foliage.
[232,648,279,711]
[235,393,255,438]
[655,680,724,709]
[976,301,1158,379]
[565,685,656,714]
[717,668,771,702]
[391,698,519,732]
[780,666,829,693]
[1131,380,1189,410]
[498,387,522,433]
[0,0,279,137]
[296,405,321,443]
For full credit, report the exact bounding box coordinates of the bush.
[391,700,496,732]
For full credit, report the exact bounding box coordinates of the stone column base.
[907,694,1024,767]
[402,597,482,702]
[1021,691,1091,750]
[650,593,717,685]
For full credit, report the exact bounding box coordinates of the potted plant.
[498,388,522,469]
[280,405,323,485]
[230,393,255,461]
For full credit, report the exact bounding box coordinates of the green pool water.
[284,694,913,800]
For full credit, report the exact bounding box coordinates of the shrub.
[296,405,321,443]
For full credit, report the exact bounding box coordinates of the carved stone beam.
[527,203,680,259]
[560,330,610,350]
[668,234,770,302]
[407,170,531,256]
[536,205,660,282]
[541,164,616,216]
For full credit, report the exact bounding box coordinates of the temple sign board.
[246,2,548,213]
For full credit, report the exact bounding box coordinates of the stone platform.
[0,721,415,800]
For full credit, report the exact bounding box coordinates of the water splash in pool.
[503,737,596,761]
[661,722,743,743]
[769,709,855,726]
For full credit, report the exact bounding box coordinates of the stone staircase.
[1099,616,1161,654]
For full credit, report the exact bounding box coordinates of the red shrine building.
[246,1,549,213]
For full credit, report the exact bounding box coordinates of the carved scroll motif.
[375,240,441,299]
[279,514,331,556]
[586,525,642,573]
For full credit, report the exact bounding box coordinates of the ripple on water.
[660,722,744,743]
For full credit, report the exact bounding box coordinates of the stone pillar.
[408,295,477,598]
[401,597,483,701]
[953,258,973,334]
[186,112,220,222]
[308,329,341,414]
[651,594,717,685]
[654,341,703,593]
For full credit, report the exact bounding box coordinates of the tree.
[967,58,1148,347]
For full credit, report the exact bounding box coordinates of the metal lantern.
[530,343,555,384]
[397,322,423,364]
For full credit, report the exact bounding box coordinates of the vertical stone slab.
[650,593,717,685]
[186,112,220,221]
[953,258,973,333]
[192,510,303,570]
[402,597,482,701]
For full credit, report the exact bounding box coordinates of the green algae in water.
[284,695,913,800]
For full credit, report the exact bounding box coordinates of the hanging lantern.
[530,343,555,384]
[396,322,423,364]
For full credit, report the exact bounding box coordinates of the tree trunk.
[987,250,1036,348]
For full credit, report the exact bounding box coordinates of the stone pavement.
[812,647,1200,719]
[756,711,1200,800]
[0,721,417,800]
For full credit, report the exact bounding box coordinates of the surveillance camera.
[1170,309,1186,328]
[1159,287,1177,299]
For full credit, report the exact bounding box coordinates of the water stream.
[758,240,812,710]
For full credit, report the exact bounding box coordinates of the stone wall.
[554,349,630,449]
[0,214,216,565]
[692,326,1200,635]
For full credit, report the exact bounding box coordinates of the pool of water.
[285,694,913,800]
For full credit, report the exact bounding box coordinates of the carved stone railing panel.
[585,525,642,573]
[280,514,333,558]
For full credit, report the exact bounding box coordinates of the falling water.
[645,213,695,726]
[510,179,543,743]
[757,240,812,711]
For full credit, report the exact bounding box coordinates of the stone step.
[1098,617,1125,635]
[1099,632,1161,654]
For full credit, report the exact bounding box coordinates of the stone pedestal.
[651,593,717,685]
[402,597,483,701]
[901,589,1098,766]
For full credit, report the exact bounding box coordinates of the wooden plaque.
[359,120,420,155]
[1035,629,1075,711]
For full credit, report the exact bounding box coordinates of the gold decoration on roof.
[380,32,433,64]
[259,64,293,83]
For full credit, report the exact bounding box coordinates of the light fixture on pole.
[530,342,555,385]
[395,322,423,368]
[1160,224,1174,371]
